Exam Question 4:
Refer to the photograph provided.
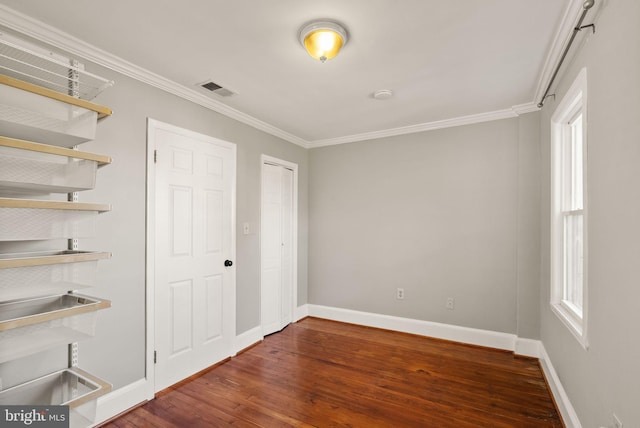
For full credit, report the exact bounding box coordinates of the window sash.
[560,109,584,319]
[561,114,583,212]
[563,211,583,317]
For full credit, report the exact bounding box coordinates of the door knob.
[224,260,233,267]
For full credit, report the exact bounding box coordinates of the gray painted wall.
[538,0,640,425]
[517,112,541,340]
[309,117,541,336]
[0,53,309,390]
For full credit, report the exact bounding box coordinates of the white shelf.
[0,136,111,195]
[0,293,111,364]
[0,367,112,425]
[0,198,110,241]
[0,32,114,101]
[0,250,111,301]
[0,74,111,147]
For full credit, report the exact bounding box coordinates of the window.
[550,68,588,348]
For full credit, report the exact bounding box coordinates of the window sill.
[550,302,588,350]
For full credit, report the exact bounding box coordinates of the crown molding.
[0,4,309,148]
[308,103,540,148]
[511,102,540,116]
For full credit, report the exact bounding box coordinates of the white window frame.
[550,67,589,349]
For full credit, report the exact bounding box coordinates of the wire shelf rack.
[0,33,113,101]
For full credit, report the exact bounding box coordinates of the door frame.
[146,118,236,396]
[260,154,298,334]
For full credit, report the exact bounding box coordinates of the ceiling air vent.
[199,80,236,97]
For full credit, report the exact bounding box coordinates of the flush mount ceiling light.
[299,20,348,63]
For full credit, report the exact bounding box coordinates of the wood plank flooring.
[101,317,563,427]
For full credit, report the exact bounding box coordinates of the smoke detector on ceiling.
[198,80,236,97]
[372,89,393,100]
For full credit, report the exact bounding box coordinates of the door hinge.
[154,350,157,364]
[154,150,158,163]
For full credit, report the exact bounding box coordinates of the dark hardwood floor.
[101,317,563,427]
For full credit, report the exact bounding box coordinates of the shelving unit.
[0,35,114,428]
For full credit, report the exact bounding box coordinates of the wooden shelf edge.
[0,74,112,119]
[67,367,113,408]
[0,197,111,212]
[0,294,111,332]
[0,135,112,166]
[0,368,112,409]
[0,251,111,269]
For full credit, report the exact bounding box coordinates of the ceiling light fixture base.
[298,20,349,63]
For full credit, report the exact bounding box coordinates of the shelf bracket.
[68,60,80,370]
[68,342,79,367]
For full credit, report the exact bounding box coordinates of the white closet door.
[261,163,293,336]
[280,167,293,326]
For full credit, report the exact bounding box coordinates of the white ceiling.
[0,0,571,147]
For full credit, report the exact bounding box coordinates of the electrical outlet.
[396,288,404,300]
[446,297,455,310]
[613,413,623,428]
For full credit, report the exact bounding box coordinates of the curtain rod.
[538,0,595,108]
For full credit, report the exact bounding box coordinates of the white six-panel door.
[150,119,235,392]
[261,160,295,336]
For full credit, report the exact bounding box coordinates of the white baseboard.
[294,304,309,321]
[234,325,263,355]
[515,337,541,358]
[234,306,309,353]
[538,344,582,428]
[92,378,151,427]
[307,304,517,351]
